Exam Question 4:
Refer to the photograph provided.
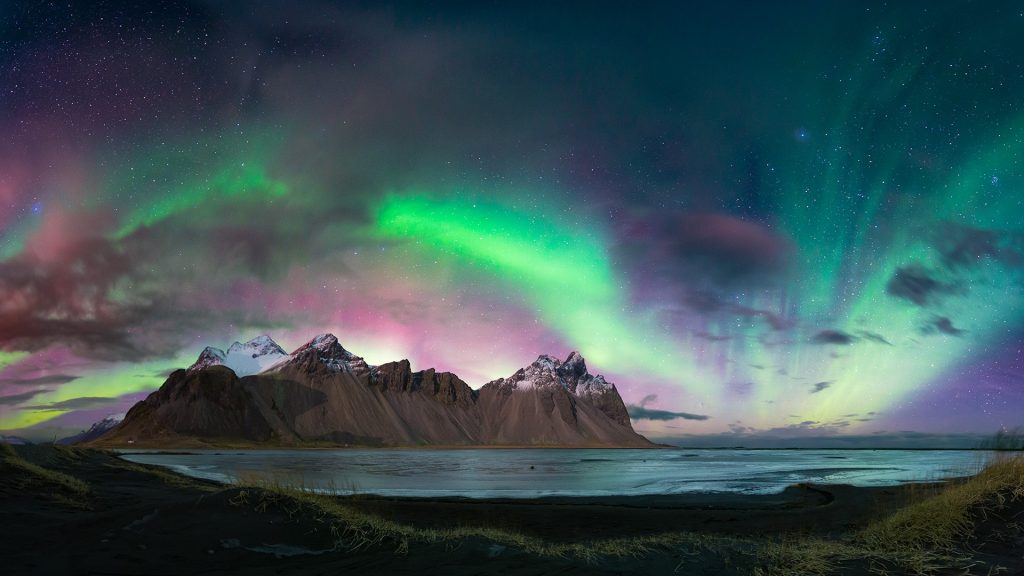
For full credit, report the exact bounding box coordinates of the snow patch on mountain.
[282,333,374,375]
[188,335,289,377]
[486,351,616,397]
[56,413,126,445]
[189,333,374,377]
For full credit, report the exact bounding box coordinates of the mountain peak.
[484,350,618,398]
[302,333,341,351]
[558,351,588,379]
[189,346,227,372]
[56,412,125,445]
[287,333,372,375]
[188,335,288,377]
[292,333,347,357]
[532,354,561,370]
[227,335,287,357]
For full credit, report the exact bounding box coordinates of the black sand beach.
[2,445,1022,576]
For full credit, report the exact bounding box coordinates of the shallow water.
[119,448,994,498]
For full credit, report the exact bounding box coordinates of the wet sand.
[1,445,1021,576]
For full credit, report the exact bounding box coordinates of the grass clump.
[0,443,92,508]
[751,538,860,576]
[855,454,1024,575]
[108,458,215,491]
[978,427,1024,451]
[230,454,1024,576]
[230,474,724,562]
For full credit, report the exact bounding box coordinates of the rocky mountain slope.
[96,334,653,448]
[57,414,125,445]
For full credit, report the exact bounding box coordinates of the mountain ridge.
[95,334,654,448]
[57,413,125,445]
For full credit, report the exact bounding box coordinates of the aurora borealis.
[2,1,1023,444]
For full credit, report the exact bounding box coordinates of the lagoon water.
[119,448,994,498]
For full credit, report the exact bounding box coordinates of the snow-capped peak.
[486,351,615,396]
[285,333,373,374]
[309,333,341,350]
[186,333,377,378]
[99,413,126,425]
[84,413,126,435]
[188,335,289,377]
[227,335,288,358]
[189,346,227,372]
[557,351,588,380]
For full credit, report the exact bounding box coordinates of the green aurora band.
[375,193,696,384]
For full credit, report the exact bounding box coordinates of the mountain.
[475,352,639,445]
[188,335,289,376]
[0,435,31,445]
[96,334,653,448]
[56,414,126,445]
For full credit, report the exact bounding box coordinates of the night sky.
[2,1,1023,444]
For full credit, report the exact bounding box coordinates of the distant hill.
[56,414,126,445]
[0,435,31,445]
[95,334,653,448]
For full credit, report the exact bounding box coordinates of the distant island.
[93,334,654,448]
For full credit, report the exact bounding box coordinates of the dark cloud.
[922,316,965,337]
[660,213,793,288]
[810,329,855,345]
[628,393,709,421]
[857,331,892,345]
[0,374,80,387]
[933,222,1024,269]
[638,394,658,407]
[23,396,120,412]
[656,432,995,449]
[884,223,1024,313]
[682,292,791,331]
[810,381,831,394]
[0,389,51,406]
[885,264,957,306]
[0,213,183,361]
[693,332,732,342]
[627,405,710,421]
[618,212,793,329]
[0,208,297,363]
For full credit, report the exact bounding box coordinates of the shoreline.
[2,445,1021,575]
[96,441,674,450]
[102,443,1022,451]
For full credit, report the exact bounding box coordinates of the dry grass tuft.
[855,454,1024,575]
[108,458,215,491]
[230,453,1024,575]
[230,474,726,562]
[0,443,92,508]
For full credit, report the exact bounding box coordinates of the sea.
[117,448,997,498]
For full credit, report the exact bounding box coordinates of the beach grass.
[0,443,92,508]
[107,457,216,491]
[229,452,1024,575]
[853,453,1024,574]
[229,472,732,561]
[4,439,1022,574]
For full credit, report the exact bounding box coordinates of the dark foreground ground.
[1,445,1022,576]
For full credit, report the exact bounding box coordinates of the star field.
[1,1,1023,443]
